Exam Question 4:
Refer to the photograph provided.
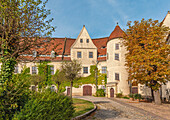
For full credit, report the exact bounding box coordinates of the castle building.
[3,11,169,97]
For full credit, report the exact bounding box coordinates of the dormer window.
[101,46,106,49]
[86,39,89,43]
[32,50,37,57]
[51,50,55,58]
[80,39,83,43]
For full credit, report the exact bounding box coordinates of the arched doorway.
[67,88,70,96]
[83,85,92,96]
[110,88,114,97]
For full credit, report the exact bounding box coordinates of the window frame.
[89,52,93,58]
[80,39,83,43]
[77,51,82,58]
[115,73,120,80]
[50,66,54,75]
[115,43,119,50]
[115,53,119,60]
[102,66,107,74]
[14,66,19,73]
[32,66,37,74]
[86,39,89,43]
[83,67,88,74]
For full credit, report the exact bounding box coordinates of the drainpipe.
[95,60,99,92]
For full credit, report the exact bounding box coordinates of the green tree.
[0,0,55,86]
[51,69,67,93]
[0,68,31,119]
[61,60,82,98]
[122,19,170,105]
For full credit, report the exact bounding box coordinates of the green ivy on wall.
[37,61,53,86]
[60,65,107,90]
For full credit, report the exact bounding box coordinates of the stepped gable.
[108,25,124,40]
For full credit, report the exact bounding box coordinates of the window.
[86,39,89,43]
[51,51,55,58]
[89,52,93,58]
[102,66,107,74]
[80,39,83,43]
[107,71,109,78]
[32,66,37,74]
[107,53,109,60]
[32,50,37,57]
[51,86,55,92]
[115,73,119,80]
[115,43,119,50]
[50,66,54,75]
[83,67,88,74]
[77,51,81,58]
[31,85,36,91]
[14,66,19,73]
[115,53,119,60]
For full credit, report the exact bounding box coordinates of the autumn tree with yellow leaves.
[123,19,170,105]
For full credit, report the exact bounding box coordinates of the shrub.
[14,90,75,120]
[96,89,105,97]
[134,94,142,100]
[116,93,123,98]
[122,96,129,99]
[129,94,134,98]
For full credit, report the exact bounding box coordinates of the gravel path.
[73,96,167,120]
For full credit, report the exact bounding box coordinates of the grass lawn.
[72,98,94,118]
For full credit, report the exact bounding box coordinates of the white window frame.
[83,67,88,74]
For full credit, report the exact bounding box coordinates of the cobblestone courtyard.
[73,96,169,120]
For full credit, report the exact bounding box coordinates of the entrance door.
[83,86,92,96]
[110,88,114,97]
[67,88,70,96]
[132,87,138,94]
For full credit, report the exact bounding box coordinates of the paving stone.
[73,96,168,120]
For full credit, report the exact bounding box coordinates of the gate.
[83,86,92,96]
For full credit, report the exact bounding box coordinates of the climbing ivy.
[37,61,53,87]
[60,65,107,90]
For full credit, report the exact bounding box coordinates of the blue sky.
[45,0,170,38]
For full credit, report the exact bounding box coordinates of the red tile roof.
[18,56,71,61]
[19,25,125,62]
[92,37,108,56]
[109,25,124,40]
[64,38,76,55]
[97,57,106,61]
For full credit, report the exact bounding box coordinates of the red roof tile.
[97,57,106,61]
[18,56,71,61]
[92,37,108,56]
[109,25,124,40]
[64,38,76,55]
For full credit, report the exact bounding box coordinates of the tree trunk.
[57,83,60,93]
[153,90,161,105]
[151,87,154,101]
[70,81,73,98]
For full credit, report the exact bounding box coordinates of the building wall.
[107,38,129,96]
[71,26,97,77]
